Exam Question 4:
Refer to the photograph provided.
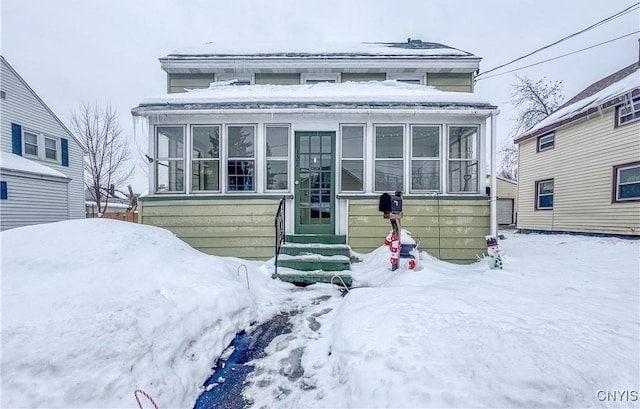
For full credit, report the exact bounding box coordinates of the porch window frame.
[409,124,442,193]
[226,124,257,193]
[339,123,365,193]
[154,125,186,194]
[613,161,640,203]
[190,124,221,193]
[373,124,405,193]
[447,124,480,194]
[264,124,291,192]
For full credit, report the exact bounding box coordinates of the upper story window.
[24,131,38,156]
[374,125,404,192]
[613,162,640,202]
[265,125,290,191]
[411,125,441,191]
[155,126,184,193]
[22,130,59,163]
[340,125,364,192]
[227,125,256,192]
[448,126,479,193]
[302,73,340,84]
[191,125,220,192]
[216,74,253,85]
[537,132,555,152]
[536,179,554,210]
[387,74,425,85]
[616,97,640,126]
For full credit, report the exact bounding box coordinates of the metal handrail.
[274,196,286,276]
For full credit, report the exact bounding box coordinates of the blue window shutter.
[61,138,69,166]
[11,123,22,155]
[0,181,7,200]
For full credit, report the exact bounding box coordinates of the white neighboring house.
[0,56,85,231]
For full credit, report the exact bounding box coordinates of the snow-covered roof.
[165,40,473,59]
[0,151,68,179]
[133,80,497,113]
[516,63,640,142]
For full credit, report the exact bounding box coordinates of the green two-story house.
[132,40,499,263]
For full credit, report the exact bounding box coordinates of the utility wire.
[477,31,640,81]
[477,3,640,78]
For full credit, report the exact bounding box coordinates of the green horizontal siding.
[427,73,473,92]
[348,198,489,263]
[254,73,301,85]
[140,198,279,260]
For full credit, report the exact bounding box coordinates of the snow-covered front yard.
[1,219,638,408]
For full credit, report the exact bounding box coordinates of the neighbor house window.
[411,125,440,191]
[227,125,255,191]
[44,137,58,161]
[448,126,479,193]
[536,179,554,209]
[613,162,640,202]
[340,125,364,192]
[374,125,404,192]
[537,132,555,152]
[191,125,220,192]
[155,126,184,193]
[616,97,640,126]
[265,125,289,191]
[24,131,38,156]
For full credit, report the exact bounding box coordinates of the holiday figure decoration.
[485,235,503,269]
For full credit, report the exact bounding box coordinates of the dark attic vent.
[0,91,5,100]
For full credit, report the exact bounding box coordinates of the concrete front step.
[285,234,347,244]
[280,243,351,258]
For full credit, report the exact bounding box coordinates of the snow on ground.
[2,220,639,408]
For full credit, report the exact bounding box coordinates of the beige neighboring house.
[515,61,640,237]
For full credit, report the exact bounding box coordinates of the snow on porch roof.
[134,80,497,113]
[165,39,473,59]
[0,151,68,179]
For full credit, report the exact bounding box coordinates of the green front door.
[294,131,335,234]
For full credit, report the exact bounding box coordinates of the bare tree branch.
[71,102,134,215]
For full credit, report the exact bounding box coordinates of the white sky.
[1,0,638,192]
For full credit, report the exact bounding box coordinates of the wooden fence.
[86,212,138,223]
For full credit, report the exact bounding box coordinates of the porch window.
[411,125,440,191]
[227,125,255,191]
[537,132,555,152]
[156,126,184,193]
[448,126,479,193]
[24,131,38,156]
[375,125,404,192]
[536,179,554,209]
[340,125,364,191]
[616,97,640,126]
[191,125,220,192]
[265,125,289,191]
[44,137,57,161]
[613,162,640,202]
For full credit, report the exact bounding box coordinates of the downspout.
[490,111,499,237]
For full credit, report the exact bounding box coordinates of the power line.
[477,3,640,78]
[477,31,640,81]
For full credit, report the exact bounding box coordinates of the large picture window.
[156,126,184,193]
[411,125,440,191]
[265,126,289,191]
[448,126,479,193]
[340,125,364,191]
[227,125,255,191]
[536,179,554,210]
[191,125,220,192]
[375,125,403,192]
[613,162,640,202]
